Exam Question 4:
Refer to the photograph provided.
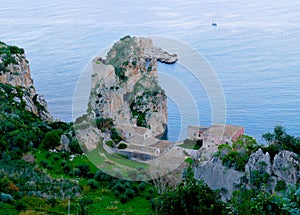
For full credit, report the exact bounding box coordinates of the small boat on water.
[212,22,217,26]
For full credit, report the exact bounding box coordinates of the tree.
[262,125,300,155]
[41,130,62,149]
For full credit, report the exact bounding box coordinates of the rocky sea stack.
[89,36,177,139]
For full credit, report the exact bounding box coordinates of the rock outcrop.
[194,157,244,200]
[272,150,299,184]
[0,42,52,121]
[195,148,300,200]
[89,36,177,138]
[245,148,272,176]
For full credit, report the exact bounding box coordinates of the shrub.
[138,182,147,191]
[62,164,72,174]
[94,170,111,182]
[79,196,93,207]
[8,46,24,55]
[53,155,60,161]
[119,194,128,204]
[40,160,48,168]
[46,198,58,207]
[105,140,114,148]
[69,139,82,154]
[125,189,135,199]
[275,180,287,192]
[87,179,98,189]
[117,142,127,149]
[110,128,124,144]
[41,130,62,149]
[114,190,120,198]
[60,160,67,167]
[113,183,126,193]
[95,118,114,132]
[75,164,92,178]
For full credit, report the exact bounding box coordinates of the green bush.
[117,142,127,149]
[69,139,83,154]
[119,194,128,204]
[125,188,135,199]
[40,160,48,168]
[62,164,72,174]
[105,140,114,148]
[216,135,259,171]
[41,130,63,149]
[114,190,120,198]
[110,128,124,144]
[87,179,98,189]
[75,164,92,178]
[275,180,287,192]
[53,155,60,161]
[94,170,111,182]
[95,117,114,132]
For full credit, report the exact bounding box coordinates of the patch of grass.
[87,145,148,178]
[88,194,155,215]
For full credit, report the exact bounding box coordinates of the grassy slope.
[34,149,155,215]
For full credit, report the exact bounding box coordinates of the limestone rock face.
[194,148,299,200]
[245,148,272,177]
[90,36,176,137]
[194,157,244,200]
[272,150,299,183]
[0,44,52,121]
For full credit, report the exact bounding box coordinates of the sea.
[1,0,300,142]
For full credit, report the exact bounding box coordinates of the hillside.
[0,39,299,215]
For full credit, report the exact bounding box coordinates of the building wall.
[187,126,208,140]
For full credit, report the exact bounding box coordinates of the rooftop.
[203,124,244,138]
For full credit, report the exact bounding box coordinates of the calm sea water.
[1,0,300,142]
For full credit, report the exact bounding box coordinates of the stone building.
[188,124,244,151]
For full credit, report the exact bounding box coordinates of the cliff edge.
[0,41,52,121]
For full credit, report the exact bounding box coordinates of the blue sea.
[1,0,300,142]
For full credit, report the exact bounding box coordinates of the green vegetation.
[262,125,300,157]
[117,142,127,149]
[105,35,138,82]
[110,127,124,144]
[41,129,63,149]
[0,42,24,73]
[230,186,300,215]
[216,135,259,171]
[155,163,227,215]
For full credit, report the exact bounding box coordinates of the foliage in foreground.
[262,125,300,157]
[216,135,259,171]
[230,185,300,215]
[155,164,227,215]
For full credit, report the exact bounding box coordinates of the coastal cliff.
[194,147,300,200]
[0,41,52,121]
[89,36,177,137]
